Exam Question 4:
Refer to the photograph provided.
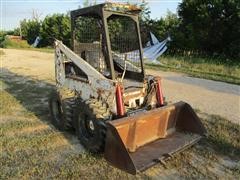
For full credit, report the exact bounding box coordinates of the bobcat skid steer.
[49,3,206,175]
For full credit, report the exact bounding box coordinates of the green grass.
[1,37,54,53]
[0,72,136,179]
[0,101,135,179]
[199,113,240,158]
[2,38,31,49]
[0,91,21,115]
[146,55,240,85]
[157,112,240,179]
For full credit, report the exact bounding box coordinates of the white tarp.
[32,36,41,47]
[143,32,171,63]
[121,32,171,64]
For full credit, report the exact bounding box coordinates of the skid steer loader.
[49,3,206,174]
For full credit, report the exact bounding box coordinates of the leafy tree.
[139,0,151,22]
[75,16,100,43]
[178,0,240,58]
[0,31,7,47]
[0,30,18,47]
[20,19,41,44]
[83,0,90,7]
[13,28,20,36]
[140,10,181,48]
[40,14,71,47]
[137,0,152,46]
[158,12,184,51]
[83,0,97,7]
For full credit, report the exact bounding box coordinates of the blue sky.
[1,0,181,30]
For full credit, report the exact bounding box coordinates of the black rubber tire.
[49,90,65,130]
[62,97,77,129]
[49,90,76,130]
[74,98,110,153]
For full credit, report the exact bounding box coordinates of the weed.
[146,55,240,85]
[199,113,240,158]
[231,162,240,176]
[1,37,54,53]
[2,38,30,49]
[0,90,21,115]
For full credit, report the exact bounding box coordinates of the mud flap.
[104,101,206,174]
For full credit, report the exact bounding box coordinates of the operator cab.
[69,3,145,86]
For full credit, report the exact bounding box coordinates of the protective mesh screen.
[75,16,101,43]
[107,15,142,73]
[74,16,107,73]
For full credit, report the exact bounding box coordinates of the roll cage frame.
[70,3,145,81]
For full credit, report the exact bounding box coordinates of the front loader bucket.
[104,101,206,174]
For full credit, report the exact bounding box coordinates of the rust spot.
[97,88,105,97]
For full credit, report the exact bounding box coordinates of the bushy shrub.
[1,37,30,49]
[40,14,71,47]
[20,19,41,45]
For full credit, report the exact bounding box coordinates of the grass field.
[1,38,54,53]
[146,55,240,85]
[1,69,239,179]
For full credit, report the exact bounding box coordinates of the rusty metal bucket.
[104,101,206,174]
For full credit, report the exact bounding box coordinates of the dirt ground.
[1,48,240,179]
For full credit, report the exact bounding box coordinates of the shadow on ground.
[0,68,138,179]
[1,68,83,151]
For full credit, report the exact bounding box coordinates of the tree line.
[141,0,239,60]
[1,0,239,61]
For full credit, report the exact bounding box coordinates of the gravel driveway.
[148,69,240,124]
